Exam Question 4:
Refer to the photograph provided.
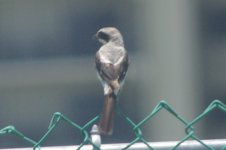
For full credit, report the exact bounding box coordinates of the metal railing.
[0,100,226,150]
[1,139,226,150]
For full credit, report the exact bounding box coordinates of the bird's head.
[95,27,124,45]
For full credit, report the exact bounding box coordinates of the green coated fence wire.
[0,99,226,150]
[0,125,38,148]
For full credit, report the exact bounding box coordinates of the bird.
[94,27,129,135]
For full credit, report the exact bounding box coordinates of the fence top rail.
[1,100,226,150]
[1,139,226,150]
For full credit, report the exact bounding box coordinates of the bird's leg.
[110,80,120,95]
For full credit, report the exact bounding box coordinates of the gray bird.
[95,27,129,135]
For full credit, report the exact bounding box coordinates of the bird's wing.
[95,52,119,81]
[117,51,129,83]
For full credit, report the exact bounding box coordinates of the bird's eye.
[97,31,110,42]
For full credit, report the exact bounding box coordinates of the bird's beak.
[92,33,98,40]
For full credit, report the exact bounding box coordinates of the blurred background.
[0,0,226,148]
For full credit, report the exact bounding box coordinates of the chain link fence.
[0,100,226,150]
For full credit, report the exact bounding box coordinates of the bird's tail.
[99,92,116,135]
